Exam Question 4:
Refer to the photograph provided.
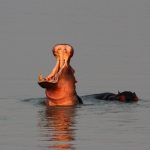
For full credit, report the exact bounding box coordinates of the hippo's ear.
[133,92,136,96]
[118,91,121,94]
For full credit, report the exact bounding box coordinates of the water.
[0,80,150,150]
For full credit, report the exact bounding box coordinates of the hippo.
[88,91,139,102]
[38,44,82,106]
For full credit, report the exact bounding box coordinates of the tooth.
[38,74,43,81]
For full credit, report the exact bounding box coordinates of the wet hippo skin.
[88,91,138,102]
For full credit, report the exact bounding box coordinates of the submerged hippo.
[88,91,139,102]
[38,44,138,106]
[38,44,82,106]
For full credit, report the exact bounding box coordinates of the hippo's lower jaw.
[44,64,80,106]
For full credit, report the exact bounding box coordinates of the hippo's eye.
[134,96,138,101]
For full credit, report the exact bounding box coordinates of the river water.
[0,80,150,150]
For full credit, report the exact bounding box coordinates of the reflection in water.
[38,106,77,150]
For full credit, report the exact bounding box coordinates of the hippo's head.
[116,91,139,102]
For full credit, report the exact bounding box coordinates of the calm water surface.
[0,80,150,150]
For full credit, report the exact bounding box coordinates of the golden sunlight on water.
[38,107,76,150]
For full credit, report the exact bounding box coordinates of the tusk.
[38,74,44,82]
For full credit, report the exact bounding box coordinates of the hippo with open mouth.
[38,44,82,106]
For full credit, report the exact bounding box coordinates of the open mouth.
[49,59,66,83]
[38,44,74,84]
